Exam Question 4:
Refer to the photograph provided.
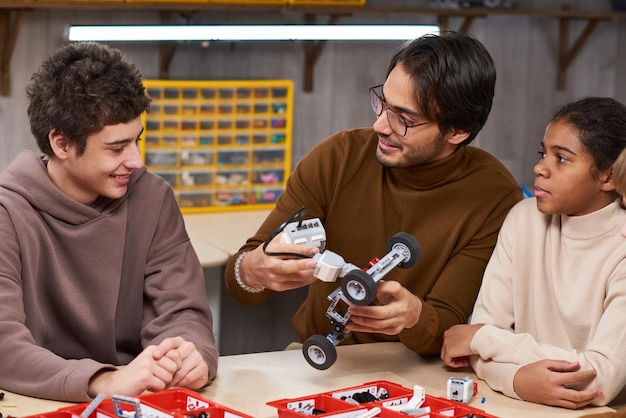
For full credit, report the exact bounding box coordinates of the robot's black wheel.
[340,269,378,306]
[302,334,337,370]
[386,232,421,268]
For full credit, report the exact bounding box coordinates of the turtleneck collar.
[387,146,470,190]
[561,199,623,240]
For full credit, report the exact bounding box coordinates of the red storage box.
[22,411,79,418]
[268,394,368,417]
[24,388,252,418]
[268,380,498,418]
[328,380,414,409]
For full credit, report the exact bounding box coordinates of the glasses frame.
[369,84,431,137]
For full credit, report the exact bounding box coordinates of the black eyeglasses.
[369,84,432,137]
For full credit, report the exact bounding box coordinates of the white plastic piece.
[384,385,426,412]
[447,376,474,403]
[312,251,346,282]
[355,407,381,418]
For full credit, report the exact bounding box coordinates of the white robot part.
[447,376,475,404]
[312,251,344,282]
[312,251,359,283]
[279,218,326,251]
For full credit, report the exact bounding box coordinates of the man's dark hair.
[26,42,151,156]
[387,30,496,145]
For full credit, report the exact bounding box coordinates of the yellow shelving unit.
[141,80,293,213]
[208,0,365,4]
[33,0,367,3]
[288,0,365,5]
[209,0,285,3]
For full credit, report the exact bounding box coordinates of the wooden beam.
[303,40,325,92]
[437,13,482,33]
[159,43,176,79]
[557,16,601,90]
[437,14,449,31]
[0,9,23,96]
[302,13,341,92]
[458,15,476,33]
[158,11,177,79]
[0,3,623,20]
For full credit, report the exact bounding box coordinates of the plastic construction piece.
[354,407,381,418]
[267,380,499,418]
[384,385,426,412]
[293,219,421,370]
[80,393,106,418]
[112,395,148,418]
[280,217,326,251]
[447,376,478,404]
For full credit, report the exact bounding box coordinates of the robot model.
[274,209,421,370]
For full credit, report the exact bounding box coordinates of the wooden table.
[183,210,273,352]
[188,236,229,268]
[183,210,271,256]
[183,210,271,268]
[0,342,615,418]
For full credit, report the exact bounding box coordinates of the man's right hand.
[239,235,319,292]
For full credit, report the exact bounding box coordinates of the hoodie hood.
[0,150,145,226]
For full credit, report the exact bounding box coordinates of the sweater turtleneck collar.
[387,146,470,190]
[560,199,623,240]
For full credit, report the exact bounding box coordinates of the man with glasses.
[225,31,522,356]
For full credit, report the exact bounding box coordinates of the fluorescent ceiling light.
[67,25,440,42]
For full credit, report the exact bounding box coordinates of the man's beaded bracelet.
[234,251,266,293]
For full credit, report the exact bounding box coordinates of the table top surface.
[183,209,270,256]
[0,342,614,418]
[188,235,229,268]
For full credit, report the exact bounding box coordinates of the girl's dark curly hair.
[552,97,626,180]
[26,42,151,156]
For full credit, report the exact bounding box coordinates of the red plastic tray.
[267,380,498,417]
[22,388,252,418]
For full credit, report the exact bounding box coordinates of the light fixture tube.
[67,25,440,42]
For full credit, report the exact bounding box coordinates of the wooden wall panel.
[478,15,533,182]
